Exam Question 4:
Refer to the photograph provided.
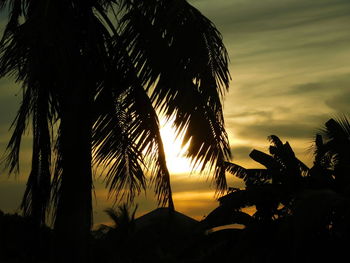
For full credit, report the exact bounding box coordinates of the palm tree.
[104,204,138,236]
[205,124,350,262]
[201,136,310,263]
[0,1,113,261]
[217,136,309,223]
[102,204,138,262]
[0,0,231,261]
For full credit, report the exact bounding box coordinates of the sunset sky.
[0,0,350,225]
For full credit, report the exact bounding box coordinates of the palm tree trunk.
[53,82,93,263]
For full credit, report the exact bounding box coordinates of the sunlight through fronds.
[116,0,231,194]
[0,0,231,225]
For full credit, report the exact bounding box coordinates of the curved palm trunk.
[53,83,93,263]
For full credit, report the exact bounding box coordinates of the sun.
[159,117,193,174]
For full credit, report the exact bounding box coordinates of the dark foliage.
[0,0,230,261]
[0,210,52,263]
[200,118,350,263]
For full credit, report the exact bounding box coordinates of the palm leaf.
[224,161,270,186]
[20,82,52,225]
[117,0,231,192]
[2,86,32,173]
[93,101,147,204]
[93,48,174,207]
[203,207,253,229]
[324,117,350,142]
[249,149,279,171]
[224,161,247,179]
[105,203,138,228]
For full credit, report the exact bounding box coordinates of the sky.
[0,0,350,225]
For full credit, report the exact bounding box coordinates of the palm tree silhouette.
[204,120,350,262]
[201,136,309,262]
[100,204,138,262]
[215,136,308,223]
[313,117,350,192]
[0,0,231,261]
[104,204,137,237]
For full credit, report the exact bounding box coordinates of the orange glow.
[172,190,215,201]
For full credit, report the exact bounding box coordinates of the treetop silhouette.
[0,0,231,261]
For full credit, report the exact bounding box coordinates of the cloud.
[231,145,254,160]
[225,110,273,122]
[325,90,350,113]
[228,115,331,144]
[238,122,313,140]
[279,74,350,96]
[191,0,350,34]
[224,72,350,154]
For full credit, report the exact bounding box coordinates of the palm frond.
[117,0,231,193]
[313,134,331,167]
[280,142,306,177]
[268,135,283,149]
[324,117,350,142]
[1,0,23,40]
[105,207,122,227]
[21,82,52,225]
[218,189,255,209]
[268,136,295,166]
[316,116,350,189]
[203,207,252,229]
[224,161,247,179]
[316,117,350,163]
[249,149,279,170]
[219,185,286,211]
[127,86,174,208]
[50,126,63,219]
[244,169,271,186]
[93,64,174,207]
[93,103,147,204]
[105,203,138,228]
[2,85,32,173]
[225,161,271,186]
